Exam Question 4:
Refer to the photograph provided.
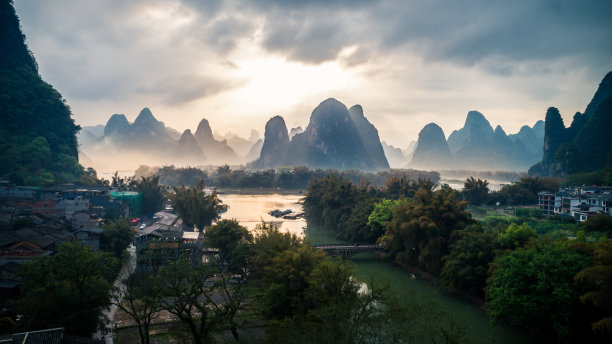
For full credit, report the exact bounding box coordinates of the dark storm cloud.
[244,0,612,74]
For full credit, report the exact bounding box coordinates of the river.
[218,192,539,344]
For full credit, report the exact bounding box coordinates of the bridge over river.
[312,244,383,258]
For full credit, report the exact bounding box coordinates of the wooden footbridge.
[312,244,383,258]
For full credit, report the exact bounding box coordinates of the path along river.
[218,192,539,344]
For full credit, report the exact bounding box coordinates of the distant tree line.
[139,164,440,190]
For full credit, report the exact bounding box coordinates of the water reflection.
[217,193,306,236]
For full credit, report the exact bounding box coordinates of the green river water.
[219,193,541,344]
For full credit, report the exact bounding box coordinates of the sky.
[14,0,612,148]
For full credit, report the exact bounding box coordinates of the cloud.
[136,74,248,105]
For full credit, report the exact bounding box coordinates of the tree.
[135,176,165,216]
[154,260,219,344]
[100,218,135,258]
[575,242,612,336]
[441,230,498,297]
[367,199,400,242]
[170,180,224,230]
[462,177,489,205]
[487,242,591,337]
[203,219,253,272]
[497,223,537,250]
[154,258,250,343]
[581,214,612,236]
[378,187,472,276]
[111,268,161,344]
[17,242,118,336]
[251,221,302,279]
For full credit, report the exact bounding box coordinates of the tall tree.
[379,187,472,276]
[462,177,489,205]
[111,268,161,344]
[100,218,135,258]
[135,176,165,216]
[17,243,118,336]
[170,180,223,230]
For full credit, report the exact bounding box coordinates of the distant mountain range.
[408,71,612,173]
[252,98,389,171]
[408,113,544,171]
[78,108,262,170]
[79,71,612,174]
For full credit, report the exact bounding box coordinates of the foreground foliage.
[17,243,118,336]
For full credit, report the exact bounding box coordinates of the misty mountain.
[382,141,406,168]
[404,140,417,160]
[508,120,544,155]
[447,111,494,154]
[244,139,263,162]
[194,118,240,164]
[78,109,263,170]
[177,129,205,162]
[0,0,82,184]
[348,105,390,170]
[410,111,542,171]
[252,116,290,169]
[253,99,389,171]
[288,98,388,170]
[529,71,612,176]
[410,123,453,170]
[289,126,304,139]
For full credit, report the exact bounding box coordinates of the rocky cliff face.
[0,0,82,183]
[382,141,406,168]
[410,123,453,170]
[252,116,290,169]
[584,71,612,118]
[529,71,612,176]
[287,98,378,170]
[447,111,494,153]
[348,105,390,170]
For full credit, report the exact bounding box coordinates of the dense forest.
[303,173,612,342]
[0,0,83,185]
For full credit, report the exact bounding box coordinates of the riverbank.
[306,224,538,344]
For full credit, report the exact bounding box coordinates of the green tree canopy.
[203,219,252,272]
[378,187,472,276]
[497,223,537,250]
[487,242,591,338]
[100,218,135,258]
[441,230,498,297]
[17,242,118,336]
[170,180,223,231]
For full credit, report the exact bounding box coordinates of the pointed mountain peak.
[494,125,507,136]
[195,118,213,142]
[179,129,194,139]
[465,110,490,126]
[584,71,612,118]
[348,104,364,117]
[134,107,157,125]
[104,114,130,136]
